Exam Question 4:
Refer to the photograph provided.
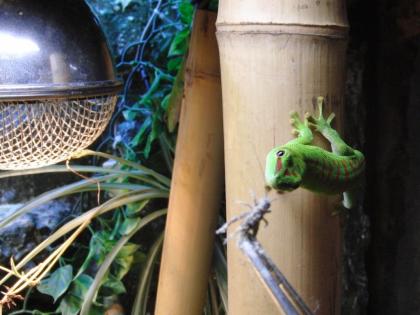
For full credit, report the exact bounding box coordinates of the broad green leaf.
[58,274,94,315]
[168,29,190,57]
[117,243,140,258]
[119,217,141,235]
[76,233,115,278]
[72,274,94,298]
[58,295,80,315]
[125,199,150,216]
[37,265,73,302]
[113,255,134,279]
[167,57,183,72]
[143,112,164,158]
[102,273,126,295]
[179,1,194,25]
[131,117,152,147]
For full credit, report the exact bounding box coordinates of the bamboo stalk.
[216,1,348,314]
[154,10,224,315]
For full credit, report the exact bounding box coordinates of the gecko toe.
[327,113,335,124]
[290,112,301,124]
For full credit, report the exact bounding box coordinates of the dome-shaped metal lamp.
[0,0,122,170]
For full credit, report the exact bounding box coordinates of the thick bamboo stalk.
[155,10,223,315]
[216,1,348,314]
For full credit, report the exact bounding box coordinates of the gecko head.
[265,146,304,192]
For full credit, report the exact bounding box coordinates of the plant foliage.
[0,1,226,314]
[89,0,194,164]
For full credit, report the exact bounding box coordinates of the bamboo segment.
[155,10,224,315]
[216,1,348,314]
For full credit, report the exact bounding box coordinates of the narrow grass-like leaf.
[0,190,169,287]
[208,276,220,315]
[0,174,120,229]
[77,150,171,188]
[131,232,164,315]
[214,242,227,312]
[0,165,167,190]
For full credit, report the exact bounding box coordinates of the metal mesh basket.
[0,95,117,170]
[0,0,123,169]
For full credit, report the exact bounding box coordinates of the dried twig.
[216,196,314,315]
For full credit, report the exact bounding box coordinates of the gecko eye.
[276,150,285,157]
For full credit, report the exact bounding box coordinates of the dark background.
[347,0,420,314]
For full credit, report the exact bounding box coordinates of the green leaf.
[119,217,140,235]
[76,232,115,278]
[179,1,194,25]
[58,274,94,315]
[143,112,164,158]
[117,243,140,258]
[102,273,126,295]
[168,29,190,57]
[167,57,184,72]
[72,274,94,298]
[167,60,185,132]
[37,265,73,302]
[131,117,152,147]
[113,255,134,279]
[58,295,80,315]
[125,199,150,216]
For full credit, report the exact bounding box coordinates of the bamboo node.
[216,23,348,39]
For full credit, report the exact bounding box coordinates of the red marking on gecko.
[276,158,283,173]
[341,160,349,180]
[326,161,333,180]
[335,160,341,181]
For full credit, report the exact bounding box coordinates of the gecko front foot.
[307,96,335,133]
[289,111,313,144]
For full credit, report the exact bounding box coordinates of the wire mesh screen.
[0,95,117,170]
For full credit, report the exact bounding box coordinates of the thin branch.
[217,196,314,315]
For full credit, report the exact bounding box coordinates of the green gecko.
[265,97,365,209]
